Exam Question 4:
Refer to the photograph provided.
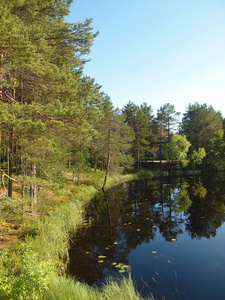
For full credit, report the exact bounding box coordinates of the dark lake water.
[68,173,225,300]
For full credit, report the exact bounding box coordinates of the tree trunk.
[21,156,25,198]
[103,124,111,190]
[137,121,140,172]
[8,149,13,198]
[8,71,16,198]
[77,167,80,186]
[30,163,37,205]
[0,53,3,102]
[8,129,14,198]
[0,54,3,193]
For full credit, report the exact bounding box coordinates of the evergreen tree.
[0,0,98,198]
[91,96,134,188]
[155,103,180,161]
[122,101,153,171]
[181,103,224,166]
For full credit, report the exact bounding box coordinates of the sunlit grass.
[41,275,155,300]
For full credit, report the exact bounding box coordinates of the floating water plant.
[98,255,107,259]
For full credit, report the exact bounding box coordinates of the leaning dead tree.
[0,169,18,197]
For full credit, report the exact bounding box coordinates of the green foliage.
[190,148,206,168]
[173,182,192,214]
[156,103,180,142]
[91,96,134,176]
[122,101,153,171]
[192,182,207,198]
[137,170,154,179]
[163,133,191,165]
[181,103,224,166]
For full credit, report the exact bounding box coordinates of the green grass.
[41,275,155,300]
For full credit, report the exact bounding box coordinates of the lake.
[68,173,225,300]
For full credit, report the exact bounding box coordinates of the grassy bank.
[0,169,155,300]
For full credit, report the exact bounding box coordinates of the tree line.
[1,0,225,200]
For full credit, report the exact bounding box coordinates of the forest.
[1,1,225,299]
[1,0,225,199]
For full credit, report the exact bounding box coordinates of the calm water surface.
[68,174,225,300]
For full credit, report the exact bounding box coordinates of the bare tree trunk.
[8,129,14,198]
[0,53,3,102]
[8,71,16,198]
[103,124,111,190]
[8,147,13,198]
[30,163,37,205]
[20,77,23,103]
[21,157,25,198]
[0,54,3,195]
[137,120,140,172]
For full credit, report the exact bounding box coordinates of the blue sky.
[67,0,225,118]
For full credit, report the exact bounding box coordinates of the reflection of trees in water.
[153,177,189,242]
[68,174,225,284]
[185,175,225,239]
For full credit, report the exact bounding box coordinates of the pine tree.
[122,101,153,171]
[155,103,180,162]
[181,103,224,166]
[0,0,98,198]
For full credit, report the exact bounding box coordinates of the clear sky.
[66,0,225,118]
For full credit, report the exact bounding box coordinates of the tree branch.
[0,169,18,197]
[2,89,19,104]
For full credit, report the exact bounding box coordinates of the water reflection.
[68,174,225,299]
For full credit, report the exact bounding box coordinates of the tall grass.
[41,275,155,300]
